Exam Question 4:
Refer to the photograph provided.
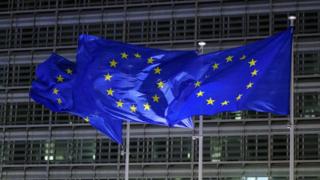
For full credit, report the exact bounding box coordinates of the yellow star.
[197,90,204,97]
[194,81,201,87]
[236,94,243,101]
[106,88,114,96]
[157,81,164,89]
[130,105,137,113]
[84,116,90,122]
[206,98,215,105]
[246,82,254,89]
[143,103,151,111]
[134,53,141,58]
[226,56,233,62]
[147,57,154,64]
[212,63,219,70]
[53,88,59,95]
[249,59,257,67]
[116,100,123,108]
[221,100,229,106]
[251,69,258,77]
[104,73,112,81]
[240,54,246,60]
[154,67,161,74]
[66,68,73,75]
[121,52,128,59]
[57,98,62,104]
[56,75,64,82]
[152,94,160,103]
[109,59,117,68]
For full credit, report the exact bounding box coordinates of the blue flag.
[166,28,293,124]
[75,35,197,129]
[30,28,292,143]
[30,36,198,143]
[30,54,123,143]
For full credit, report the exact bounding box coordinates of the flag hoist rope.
[288,15,296,180]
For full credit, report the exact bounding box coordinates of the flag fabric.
[30,53,123,143]
[75,34,197,129]
[166,28,293,124]
[30,37,198,143]
[30,28,292,143]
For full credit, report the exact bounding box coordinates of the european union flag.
[30,53,123,143]
[166,28,293,124]
[31,36,197,143]
[75,34,197,130]
[30,28,292,143]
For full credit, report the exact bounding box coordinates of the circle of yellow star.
[152,94,160,103]
[206,98,215,105]
[56,75,64,82]
[134,53,141,58]
[143,103,151,111]
[212,63,219,70]
[157,81,164,89]
[194,81,201,87]
[109,59,117,68]
[130,105,137,113]
[197,90,204,97]
[66,68,73,75]
[57,98,62,104]
[121,52,128,59]
[53,88,59,95]
[251,69,258,77]
[236,94,243,101]
[240,54,246,60]
[226,56,233,62]
[147,57,154,64]
[154,67,161,74]
[246,82,254,89]
[249,59,257,67]
[116,100,124,108]
[104,73,112,81]
[106,88,114,96]
[221,100,229,106]
[84,116,90,122]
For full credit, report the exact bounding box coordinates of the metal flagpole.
[125,121,130,180]
[198,41,206,180]
[288,15,296,180]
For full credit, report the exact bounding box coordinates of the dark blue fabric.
[30,28,292,143]
[75,35,197,130]
[30,54,123,143]
[30,37,198,143]
[166,28,293,124]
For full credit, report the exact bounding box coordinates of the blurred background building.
[0,0,320,179]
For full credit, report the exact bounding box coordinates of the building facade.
[0,0,320,179]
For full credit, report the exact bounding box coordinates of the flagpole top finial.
[288,16,296,20]
[198,41,206,47]
[288,16,296,27]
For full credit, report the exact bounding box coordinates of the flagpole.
[288,15,296,180]
[125,121,130,180]
[198,41,206,180]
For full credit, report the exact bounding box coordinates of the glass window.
[27,140,47,164]
[152,137,168,162]
[73,139,96,163]
[297,134,319,160]
[272,135,289,160]
[296,93,320,118]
